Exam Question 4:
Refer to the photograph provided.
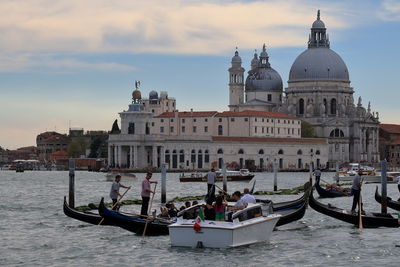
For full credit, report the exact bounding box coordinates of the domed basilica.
[228,11,380,166]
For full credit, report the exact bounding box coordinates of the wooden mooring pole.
[161,163,167,204]
[222,161,227,193]
[273,160,278,191]
[381,160,388,214]
[68,159,75,208]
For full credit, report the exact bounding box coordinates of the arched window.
[198,149,202,154]
[297,149,303,155]
[204,150,210,163]
[330,98,337,115]
[299,99,304,115]
[316,150,320,155]
[191,149,196,163]
[329,128,344,138]
[258,149,264,155]
[238,149,244,154]
[217,149,223,154]
[179,150,184,163]
[278,149,284,155]
[218,125,223,136]
[165,150,170,164]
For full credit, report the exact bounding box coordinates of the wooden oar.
[358,177,364,229]
[142,183,157,236]
[98,187,130,225]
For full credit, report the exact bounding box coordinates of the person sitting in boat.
[241,188,256,204]
[109,175,131,211]
[232,191,247,211]
[158,207,170,219]
[192,200,199,206]
[204,199,216,220]
[185,201,191,209]
[166,202,178,218]
[213,195,227,221]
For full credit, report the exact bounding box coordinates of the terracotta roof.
[380,124,400,134]
[215,110,298,119]
[156,111,218,118]
[49,150,68,156]
[43,135,70,143]
[391,137,400,145]
[212,136,327,144]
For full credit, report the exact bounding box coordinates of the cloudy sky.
[1,0,400,149]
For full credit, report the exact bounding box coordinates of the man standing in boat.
[206,168,216,201]
[110,175,131,211]
[351,171,362,213]
[141,171,157,216]
[313,168,322,184]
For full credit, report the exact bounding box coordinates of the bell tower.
[228,48,245,111]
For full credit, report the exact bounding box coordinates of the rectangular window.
[298,129,300,135]
[245,118,248,122]
[231,118,235,122]
[193,119,197,122]
[271,119,274,122]
[182,119,185,123]
[278,119,280,123]
[255,118,257,122]
[255,126,257,133]
[268,94,272,101]
[267,119,269,123]
[278,128,280,134]
[160,127,164,133]
[219,118,222,122]
[193,126,197,133]
[205,118,208,122]
[262,127,264,134]
[161,119,164,123]
[151,122,155,127]
[271,128,274,133]
[204,126,208,132]
[205,154,210,163]
[262,118,264,122]
[266,127,269,133]
[170,119,174,122]
[182,126,185,133]
[128,122,135,134]
[170,126,174,132]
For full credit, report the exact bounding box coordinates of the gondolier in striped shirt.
[110,175,131,211]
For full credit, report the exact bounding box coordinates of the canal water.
[1,171,399,266]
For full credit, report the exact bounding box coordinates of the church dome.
[288,48,349,82]
[149,90,158,99]
[231,50,242,64]
[288,10,349,83]
[245,44,283,92]
[132,89,142,100]
[245,67,283,91]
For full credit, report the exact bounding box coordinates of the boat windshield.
[231,205,263,222]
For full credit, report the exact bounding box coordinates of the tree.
[88,137,103,158]
[301,120,315,138]
[67,138,88,158]
[110,119,120,134]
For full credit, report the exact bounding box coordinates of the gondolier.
[110,175,131,210]
[313,168,321,184]
[206,168,216,201]
[141,172,157,216]
[351,172,362,213]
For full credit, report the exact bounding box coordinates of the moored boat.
[309,188,399,228]
[374,186,400,211]
[315,180,350,198]
[179,169,254,182]
[169,203,281,248]
[63,196,113,226]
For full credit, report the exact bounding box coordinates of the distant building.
[36,131,71,161]
[379,123,400,168]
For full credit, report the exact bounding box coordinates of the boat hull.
[374,186,400,211]
[63,196,112,225]
[168,215,280,248]
[179,175,254,182]
[315,182,350,198]
[309,189,399,228]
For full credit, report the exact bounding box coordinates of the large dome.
[245,67,283,91]
[288,47,349,82]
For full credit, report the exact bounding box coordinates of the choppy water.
[1,170,399,266]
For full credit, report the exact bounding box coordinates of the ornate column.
[134,145,138,169]
[160,146,165,165]
[113,146,118,167]
[108,145,111,166]
[118,145,122,167]
[152,146,158,168]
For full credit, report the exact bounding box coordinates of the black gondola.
[315,180,350,198]
[98,198,171,235]
[374,186,400,211]
[63,196,113,226]
[256,188,307,211]
[309,188,399,228]
[275,201,307,227]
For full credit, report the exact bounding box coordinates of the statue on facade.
[357,96,362,107]
[320,102,326,117]
[306,99,314,117]
[367,101,371,114]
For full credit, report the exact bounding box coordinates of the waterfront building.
[36,131,70,161]
[379,123,400,168]
[108,86,327,171]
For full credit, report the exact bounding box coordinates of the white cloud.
[0,0,358,56]
[378,0,400,21]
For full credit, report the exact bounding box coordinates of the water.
[1,171,399,266]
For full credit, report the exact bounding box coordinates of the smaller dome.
[231,50,242,63]
[132,89,142,100]
[312,19,325,28]
[149,90,158,99]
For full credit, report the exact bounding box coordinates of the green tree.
[301,120,315,138]
[67,138,88,158]
[110,119,120,134]
[88,137,102,158]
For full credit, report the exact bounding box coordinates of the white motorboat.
[168,203,281,248]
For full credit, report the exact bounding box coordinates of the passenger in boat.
[204,199,216,220]
[158,207,170,219]
[397,175,400,196]
[192,200,198,206]
[242,188,256,204]
[140,171,157,216]
[179,206,185,211]
[206,168,217,201]
[214,195,227,221]
[351,172,362,213]
[232,191,247,211]
[185,201,191,209]
[109,175,131,211]
[167,202,178,218]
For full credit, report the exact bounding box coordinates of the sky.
[1,0,400,149]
